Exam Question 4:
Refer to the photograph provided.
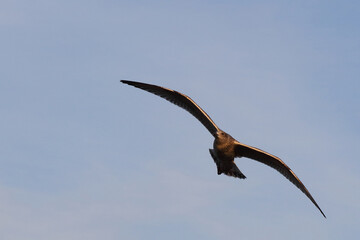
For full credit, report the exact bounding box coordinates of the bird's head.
[216,130,232,142]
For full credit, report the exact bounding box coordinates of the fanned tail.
[224,164,247,179]
[209,149,246,179]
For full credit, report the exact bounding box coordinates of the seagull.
[121,80,326,218]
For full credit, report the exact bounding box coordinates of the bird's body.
[121,80,326,218]
[210,131,246,179]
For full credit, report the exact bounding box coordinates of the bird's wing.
[121,80,220,137]
[234,141,326,218]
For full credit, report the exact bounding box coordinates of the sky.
[1,0,359,239]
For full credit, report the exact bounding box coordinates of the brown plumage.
[121,80,326,218]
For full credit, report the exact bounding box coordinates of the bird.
[121,80,326,218]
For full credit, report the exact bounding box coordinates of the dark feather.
[121,80,219,137]
[234,141,326,218]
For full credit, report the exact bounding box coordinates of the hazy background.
[1,1,359,239]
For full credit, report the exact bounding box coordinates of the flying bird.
[121,80,326,218]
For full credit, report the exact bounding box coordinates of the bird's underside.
[121,80,326,218]
[209,148,246,179]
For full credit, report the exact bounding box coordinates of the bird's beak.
[215,131,221,138]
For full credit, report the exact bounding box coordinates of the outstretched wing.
[234,141,326,218]
[121,80,220,137]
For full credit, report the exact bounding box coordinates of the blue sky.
[1,0,359,239]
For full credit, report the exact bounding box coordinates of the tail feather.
[209,149,246,179]
[225,164,247,179]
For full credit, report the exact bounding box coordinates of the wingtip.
[120,80,139,86]
[315,204,326,218]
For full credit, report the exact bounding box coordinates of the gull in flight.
[121,80,326,218]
